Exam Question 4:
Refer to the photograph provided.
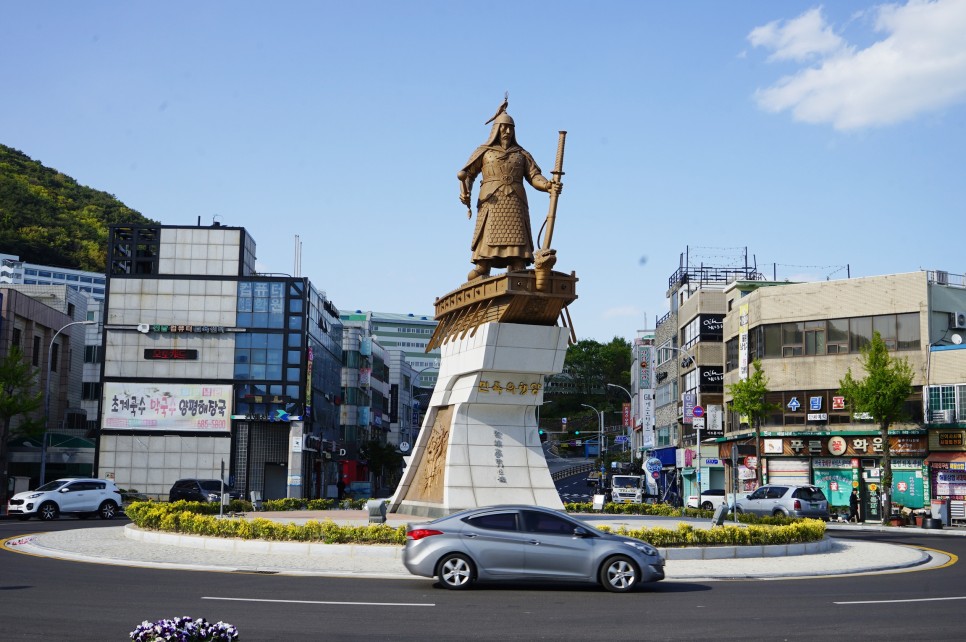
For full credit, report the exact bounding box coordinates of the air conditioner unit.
[931,409,956,423]
[953,311,966,330]
[936,270,949,285]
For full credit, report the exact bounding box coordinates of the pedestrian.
[337,478,346,501]
[849,489,860,523]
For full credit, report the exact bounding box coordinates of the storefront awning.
[927,452,966,463]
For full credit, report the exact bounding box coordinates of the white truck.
[609,474,657,504]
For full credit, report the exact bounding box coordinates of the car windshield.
[199,480,228,491]
[794,487,827,501]
[613,477,638,488]
[34,480,69,492]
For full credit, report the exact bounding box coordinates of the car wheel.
[436,553,475,590]
[98,501,119,520]
[734,506,743,515]
[701,501,713,511]
[38,502,59,521]
[773,509,786,517]
[600,555,640,593]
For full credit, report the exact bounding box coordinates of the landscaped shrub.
[126,500,825,547]
[599,519,825,547]
[125,501,407,545]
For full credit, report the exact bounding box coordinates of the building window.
[725,337,738,372]
[83,382,102,400]
[781,322,804,357]
[32,336,41,366]
[897,313,920,350]
[84,345,102,363]
[804,320,826,356]
[11,327,21,349]
[51,343,59,372]
[827,318,849,353]
[850,317,872,353]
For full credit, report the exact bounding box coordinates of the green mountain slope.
[0,144,158,272]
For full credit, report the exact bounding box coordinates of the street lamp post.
[606,383,632,457]
[41,320,96,485]
[579,403,604,465]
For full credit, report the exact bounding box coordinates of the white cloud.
[748,7,847,62]
[749,0,966,130]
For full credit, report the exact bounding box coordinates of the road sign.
[615,436,628,443]
[693,417,705,430]
[693,405,704,418]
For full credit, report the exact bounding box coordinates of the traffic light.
[538,429,545,435]
[575,430,580,435]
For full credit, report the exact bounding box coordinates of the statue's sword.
[540,130,567,250]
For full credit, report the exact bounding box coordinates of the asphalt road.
[2,514,964,641]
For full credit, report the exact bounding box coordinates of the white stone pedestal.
[389,322,569,518]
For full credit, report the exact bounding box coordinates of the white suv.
[6,478,123,521]
[686,489,732,511]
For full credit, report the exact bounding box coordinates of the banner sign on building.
[700,314,724,340]
[102,382,232,431]
[738,303,749,381]
[682,392,696,425]
[637,342,653,389]
[622,403,631,428]
[705,404,724,438]
[700,367,723,393]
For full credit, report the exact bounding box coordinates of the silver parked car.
[402,505,665,592]
[733,484,829,520]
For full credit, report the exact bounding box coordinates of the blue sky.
[3,1,964,343]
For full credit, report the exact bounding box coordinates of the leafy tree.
[542,337,631,462]
[0,144,158,271]
[360,439,404,493]
[0,347,43,505]
[839,331,914,523]
[727,359,778,486]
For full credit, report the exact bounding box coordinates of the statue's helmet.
[484,111,518,147]
[493,112,515,127]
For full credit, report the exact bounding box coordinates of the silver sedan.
[402,505,665,592]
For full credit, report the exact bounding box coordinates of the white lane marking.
[203,596,434,607]
[836,596,966,605]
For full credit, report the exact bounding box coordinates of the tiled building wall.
[158,228,242,276]
[99,433,231,499]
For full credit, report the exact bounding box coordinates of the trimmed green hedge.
[564,501,809,527]
[125,501,406,544]
[126,501,825,547]
[598,520,826,548]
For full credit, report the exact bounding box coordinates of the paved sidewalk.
[3,510,951,581]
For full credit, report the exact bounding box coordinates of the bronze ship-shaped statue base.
[427,268,578,352]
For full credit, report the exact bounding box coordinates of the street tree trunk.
[880,421,892,523]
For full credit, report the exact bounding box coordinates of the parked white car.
[686,489,733,511]
[6,478,123,521]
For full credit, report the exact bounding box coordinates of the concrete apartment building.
[641,255,763,502]
[0,284,93,487]
[720,270,966,517]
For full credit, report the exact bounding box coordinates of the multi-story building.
[340,310,439,389]
[1,253,107,300]
[648,252,764,501]
[98,223,343,501]
[2,254,107,437]
[721,270,966,518]
[0,284,94,486]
